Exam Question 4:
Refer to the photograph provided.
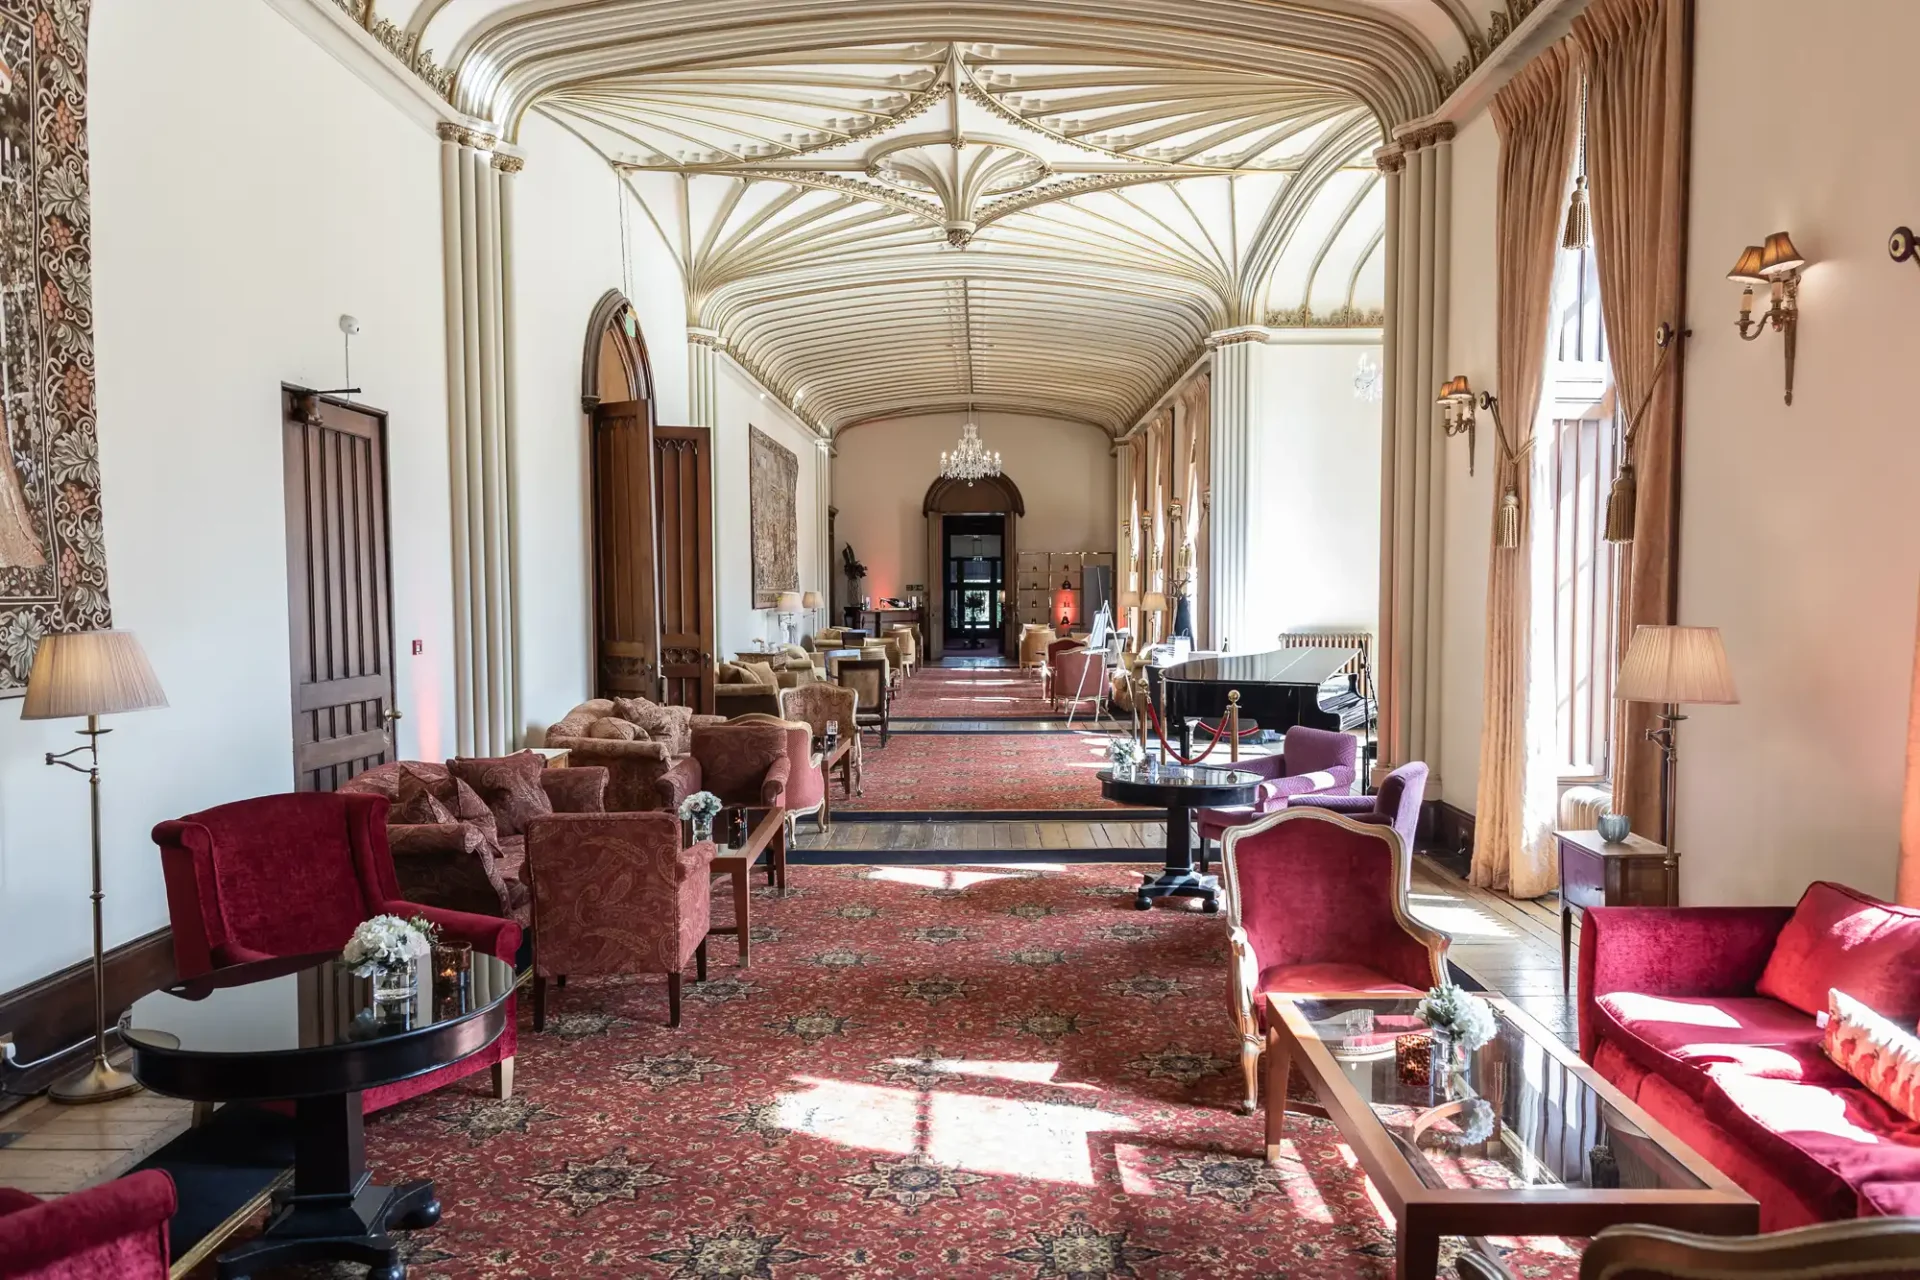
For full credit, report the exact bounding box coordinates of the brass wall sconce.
[1728,232,1805,406]
[1436,375,1480,475]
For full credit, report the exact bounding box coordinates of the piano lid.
[1162,645,1359,688]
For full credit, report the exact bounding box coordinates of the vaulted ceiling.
[349,2,1528,436]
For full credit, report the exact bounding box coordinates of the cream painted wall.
[1437,114,1499,810]
[0,0,458,994]
[713,359,827,656]
[1245,341,1385,646]
[510,110,690,738]
[830,412,1116,617]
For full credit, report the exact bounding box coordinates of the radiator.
[1559,784,1613,830]
[1277,630,1372,678]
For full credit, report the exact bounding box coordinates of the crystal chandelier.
[1353,350,1383,404]
[940,419,1001,484]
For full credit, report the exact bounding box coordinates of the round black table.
[1099,764,1260,912]
[122,949,516,1279]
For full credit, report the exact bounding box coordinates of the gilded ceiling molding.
[331,0,455,100]
[1436,0,1544,98]
[1263,305,1387,328]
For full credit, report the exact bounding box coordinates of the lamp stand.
[1646,702,1684,906]
[48,715,140,1105]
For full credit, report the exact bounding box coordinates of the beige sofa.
[544,696,724,811]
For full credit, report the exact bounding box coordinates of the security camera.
[338,314,362,336]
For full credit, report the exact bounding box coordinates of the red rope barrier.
[1142,699,1231,766]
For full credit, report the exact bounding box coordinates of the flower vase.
[692,816,715,845]
[1429,1029,1473,1101]
[372,958,417,1006]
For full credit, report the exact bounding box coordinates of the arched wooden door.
[923,473,1026,656]
[583,291,660,701]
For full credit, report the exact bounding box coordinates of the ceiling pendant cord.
[939,279,1001,485]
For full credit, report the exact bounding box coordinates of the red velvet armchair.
[526,810,715,1028]
[1196,725,1359,866]
[0,1170,175,1280]
[1220,808,1448,1113]
[152,792,521,1111]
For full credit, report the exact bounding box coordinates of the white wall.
[830,411,1116,609]
[1245,340,1385,645]
[510,110,690,738]
[0,0,458,994]
[713,359,827,655]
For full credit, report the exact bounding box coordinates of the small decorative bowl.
[1597,812,1631,843]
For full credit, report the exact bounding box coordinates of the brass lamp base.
[50,1054,143,1105]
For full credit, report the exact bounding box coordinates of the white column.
[1206,328,1264,652]
[688,328,720,429]
[496,152,525,743]
[437,126,475,756]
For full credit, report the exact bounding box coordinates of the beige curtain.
[1471,41,1579,899]
[1577,0,1694,841]
[1179,374,1211,645]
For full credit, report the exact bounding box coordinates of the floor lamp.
[1614,624,1737,902]
[22,629,168,1104]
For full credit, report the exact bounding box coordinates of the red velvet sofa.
[1578,881,1920,1231]
[0,1169,174,1279]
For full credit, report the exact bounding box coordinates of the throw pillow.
[587,716,641,741]
[742,661,779,688]
[1825,988,1920,1122]
[716,663,752,685]
[448,752,554,838]
[390,766,454,825]
[450,778,502,851]
[1757,881,1920,1018]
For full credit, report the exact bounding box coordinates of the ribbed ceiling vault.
[358,2,1499,436]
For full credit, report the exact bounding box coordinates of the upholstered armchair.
[1195,725,1358,869]
[1041,636,1081,699]
[780,682,862,795]
[152,792,521,1111]
[1220,808,1448,1113]
[1049,645,1107,721]
[541,697,721,812]
[0,1170,175,1280]
[836,657,890,747]
[1292,761,1429,883]
[1456,1219,1920,1280]
[864,638,904,692]
[714,662,784,718]
[525,810,714,1029]
[656,719,791,817]
[887,625,918,678]
[1019,625,1056,669]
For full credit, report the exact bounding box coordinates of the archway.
[923,473,1025,656]
[583,290,661,701]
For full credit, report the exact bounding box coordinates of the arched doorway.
[583,290,660,701]
[923,473,1025,657]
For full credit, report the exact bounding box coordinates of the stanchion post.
[1227,690,1240,763]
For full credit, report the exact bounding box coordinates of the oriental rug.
[232,863,1578,1280]
[842,729,1130,814]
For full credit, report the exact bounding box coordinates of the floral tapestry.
[0,0,106,692]
[748,425,797,609]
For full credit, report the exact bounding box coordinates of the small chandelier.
[940,419,1001,485]
[1354,351,1383,404]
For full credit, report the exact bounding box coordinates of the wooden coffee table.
[1263,992,1757,1279]
[707,806,787,968]
[819,738,855,826]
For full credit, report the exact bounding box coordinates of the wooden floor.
[0,693,1570,1214]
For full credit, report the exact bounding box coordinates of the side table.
[1556,827,1674,992]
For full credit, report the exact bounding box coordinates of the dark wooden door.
[282,389,397,791]
[591,399,661,700]
[655,425,716,713]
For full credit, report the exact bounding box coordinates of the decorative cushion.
[448,752,553,838]
[1756,882,1920,1018]
[1593,992,1849,1101]
[587,716,641,741]
[741,660,779,688]
[390,766,454,825]
[1826,988,1920,1122]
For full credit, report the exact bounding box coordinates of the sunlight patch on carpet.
[868,866,1025,890]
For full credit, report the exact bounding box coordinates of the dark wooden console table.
[1556,827,1675,993]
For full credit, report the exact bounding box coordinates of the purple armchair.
[1195,725,1358,867]
[0,1170,175,1280]
[1221,807,1448,1113]
[1292,761,1429,884]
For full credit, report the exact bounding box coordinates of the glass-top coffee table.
[1263,993,1757,1279]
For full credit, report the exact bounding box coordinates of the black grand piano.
[1153,645,1373,760]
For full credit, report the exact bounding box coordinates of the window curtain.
[1179,374,1211,646]
[1575,0,1694,841]
[1471,42,1579,900]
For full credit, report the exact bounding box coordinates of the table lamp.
[774,590,803,644]
[1141,591,1168,644]
[22,629,168,1104]
[1614,624,1737,881]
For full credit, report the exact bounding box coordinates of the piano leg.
[1135,805,1220,913]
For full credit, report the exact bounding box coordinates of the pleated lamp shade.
[1116,589,1140,609]
[801,591,822,610]
[1615,625,1738,706]
[774,591,803,613]
[22,630,168,720]
[1140,592,1168,614]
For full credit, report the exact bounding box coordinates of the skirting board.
[1423,799,1475,878]
[0,927,175,1113]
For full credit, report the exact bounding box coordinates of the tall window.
[1543,246,1617,781]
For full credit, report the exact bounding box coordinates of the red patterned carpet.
[841,729,1132,813]
[302,864,1580,1278]
[891,667,1061,720]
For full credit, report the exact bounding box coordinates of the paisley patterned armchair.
[780,682,862,796]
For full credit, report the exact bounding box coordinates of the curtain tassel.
[1561,175,1591,251]
[1604,458,1637,544]
[1496,484,1521,549]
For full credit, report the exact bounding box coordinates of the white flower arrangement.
[342,914,433,977]
[1414,983,1497,1051]
[678,790,723,823]
[1108,738,1146,769]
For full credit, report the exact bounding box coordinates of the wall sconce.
[1435,375,1478,475]
[1890,226,1920,271]
[1729,231,1805,406]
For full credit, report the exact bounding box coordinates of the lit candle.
[1739,286,1755,319]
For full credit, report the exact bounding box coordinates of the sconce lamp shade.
[1727,244,1769,284]
[1437,375,1472,403]
[1140,592,1168,614]
[1116,588,1140,609]
[22,630,168,720]
[774,591,803,613]
[1759,232,1805,277]
[801,590,822,609]
[1615,625,1739,706]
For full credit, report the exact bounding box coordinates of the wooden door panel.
[654,425,715,714]
[591,399,660,700]
[283,389,397,792]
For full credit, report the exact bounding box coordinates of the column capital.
[688,327,723,349]
[436,121,499,151]
[491,152,525,174]
[1205,325,1271,350]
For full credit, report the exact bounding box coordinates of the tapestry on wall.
[748,425,798,608]
[0,1,108,693]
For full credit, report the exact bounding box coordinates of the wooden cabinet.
[1015,550,1114,632]
[1556,828,1676,992]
